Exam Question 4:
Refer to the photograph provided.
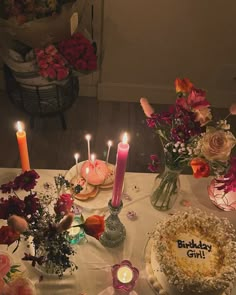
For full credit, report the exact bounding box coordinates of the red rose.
[47,66,56,80]
[54,194,73,216]
[190,158,210,178]
[0,226,20,246]
[57,68,69,81]
[83,215,105,240]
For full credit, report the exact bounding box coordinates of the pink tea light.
[111,133,130,207]
[112,260,139,293]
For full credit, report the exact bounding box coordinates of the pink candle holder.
[111,260,139,293]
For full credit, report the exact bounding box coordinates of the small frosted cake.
[145,209,236,295]
[81,160,109,186]
[100,163,115,189]
[70,176,99,200]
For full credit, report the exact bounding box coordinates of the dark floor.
[0,89,235,173]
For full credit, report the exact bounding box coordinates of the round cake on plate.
[145,209,236,295]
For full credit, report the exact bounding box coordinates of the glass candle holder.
[99,200,126,248]
[68,215,86,245]
[111,260,139,293]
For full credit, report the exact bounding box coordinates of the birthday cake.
[145,209,236,295]
[70,176,99,200]
[80,160,114,188]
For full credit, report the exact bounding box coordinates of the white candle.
[74,153,80,178]
[85,134,91,161]
[91,153,96,167]
[106,140,112,163]
[117,266,133,283]
[85,167,89,190]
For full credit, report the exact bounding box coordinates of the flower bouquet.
[0,170,105,278]
[140,78,236,211]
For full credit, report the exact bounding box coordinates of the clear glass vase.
[150,165,181,211]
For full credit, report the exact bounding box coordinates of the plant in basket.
[140,78,236,211]
[0,170,105,278]
[34,32,97,82]
[0,0,77,24]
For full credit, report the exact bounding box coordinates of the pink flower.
[38,60,48,69]
[230,103,236,115]
[57,68,69,81]
[45,45,58,56]
[0,253,11,277]
[47,66,56,80]
[140,98,154,118]
[4,277,35,295]
[187,88,210,110]
[54,194,73,216]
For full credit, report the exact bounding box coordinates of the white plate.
[65,161,115,212]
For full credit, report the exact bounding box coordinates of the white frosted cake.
[145,209,236,295]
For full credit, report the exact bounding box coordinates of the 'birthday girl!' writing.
[177,239,212,259]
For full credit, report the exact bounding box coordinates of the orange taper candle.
[16,121,30,172]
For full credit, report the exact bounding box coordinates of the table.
[0,168,236,295]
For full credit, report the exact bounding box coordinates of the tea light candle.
[85,134,91,161]
[117,266,133,283]
[16,121,30,172]
[111,260,139,293]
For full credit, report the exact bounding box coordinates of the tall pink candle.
[111,133,130,207]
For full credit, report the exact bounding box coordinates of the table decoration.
[0,170,105,278]
[106,140,113,163]
[140,78,236,211]
[100,133,129,248]
[85,134,92,161]
[111,260,139,293]
[65,162,117,210]
[15,121,30,172]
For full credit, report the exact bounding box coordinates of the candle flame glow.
[74,153,80,161]
[86,167,89,174]
[16,121,24,132]
[108,140,113,147]
[85,134,91,141]
[122,132,128,144]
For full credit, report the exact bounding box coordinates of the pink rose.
[140,97,154,118]
[0,253,11,277]
[38,60,48,69]
[45,45,58,56]
[5,277,35,295]
[54,194,73,216]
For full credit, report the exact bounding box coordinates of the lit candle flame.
[122,132,128,144]
[91,153,96,164]
[16,121,24,132]
[108,140,112,147]
[85,167,89,174]
[85,134,91,141]
[74,153,80,162]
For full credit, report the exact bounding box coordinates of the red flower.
[0,226,20,246]
[190,158,210,178]
[47,66,56,80]
[24,193,40,215]
[83,215,105,240]
[54,194,73,216]
[14,170,40,191]
[187,88,210,110]
[57,68,69,81]
[0,198,10,219]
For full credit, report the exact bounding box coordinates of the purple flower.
[148,154,160,172]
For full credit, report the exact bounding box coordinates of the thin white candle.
[74,153,80,178]
[106,140,112,163]
[85,167,89,190]
[85,134,91,161]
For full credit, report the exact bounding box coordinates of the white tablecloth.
[0,168,235,295]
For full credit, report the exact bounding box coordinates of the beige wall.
[98,0,236,107]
